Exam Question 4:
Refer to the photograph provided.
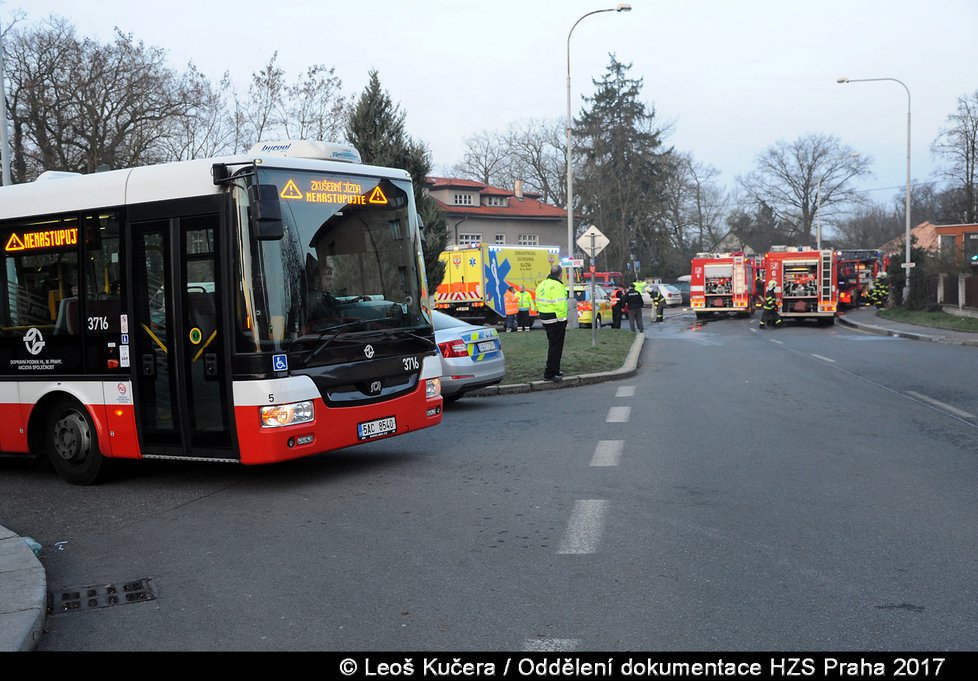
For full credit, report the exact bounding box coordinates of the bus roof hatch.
[248,140,362,164]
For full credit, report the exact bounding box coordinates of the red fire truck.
[763,247,838,325]
[690,252,757,320]
[835,249,882,309]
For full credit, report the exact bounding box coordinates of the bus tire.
[46,398,107,485]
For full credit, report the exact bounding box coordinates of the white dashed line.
[769,338,784,345]
[906,391,976,419]
[811,353,836,363]
[557,500,609,554]
[522,638,580,652]
[615,386,636,397]
[606,406,631,423]
[590,440,624,467]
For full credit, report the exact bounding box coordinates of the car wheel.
[46,398,108,485]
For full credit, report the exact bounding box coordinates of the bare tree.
[832,202,903,249]
[282,64,349,142]
[738,133,872,245]
[503,118,565,206]
[161,66,237,160]
[932,90,978,223]
[5,17,198,178]
[454,129,508,184]
[661,152,730,261]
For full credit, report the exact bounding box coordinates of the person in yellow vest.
[516,285,535,331]
[535,265,568,382]
[503,285,520,332]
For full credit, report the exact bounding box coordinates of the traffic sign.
[577,226,609,258]
[900,262,916,269]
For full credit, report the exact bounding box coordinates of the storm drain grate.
[48,578,156,614]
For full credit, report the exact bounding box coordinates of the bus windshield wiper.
[391,327,436,348]
[299,320,375,366]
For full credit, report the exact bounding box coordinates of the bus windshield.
[234,168,429,354]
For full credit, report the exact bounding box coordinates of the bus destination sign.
[279,177,389,206]
[5,226,79,253]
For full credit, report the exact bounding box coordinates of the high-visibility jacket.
[763,291,777,311]
[634,280,647,294]
[535,276,568,319]
[504,289,520,315]
[650,291,665,308]
[517,290,534,311]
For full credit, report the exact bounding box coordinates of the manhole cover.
[48,578,156,614]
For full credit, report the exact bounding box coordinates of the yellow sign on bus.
[4,227,79,252]
[279,177,388,206]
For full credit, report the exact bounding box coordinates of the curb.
[837,314,978,347]
[0,526,47,652]
[467,331,645,397]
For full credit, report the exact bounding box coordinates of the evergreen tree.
[573,55,673,277]
[345,71,447,292]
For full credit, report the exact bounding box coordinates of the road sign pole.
[590,234,597,346]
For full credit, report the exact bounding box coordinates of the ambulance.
[435,244,561,323]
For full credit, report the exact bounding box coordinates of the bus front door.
[131,214,235,460]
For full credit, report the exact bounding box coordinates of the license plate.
[358,416,397,440]
[477,340,496,353]
[456,306,470,312]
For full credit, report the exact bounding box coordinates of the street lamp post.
[837,76,912,303]
[566,4,631,328]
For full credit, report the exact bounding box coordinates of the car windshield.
[663,284,680,293]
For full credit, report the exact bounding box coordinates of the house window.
[966,233,978,262]
[940,235,956,256]
[487,196,507,207]
[453,193,473,206]
[517,234,539,246]
[458,233,482,245]
[495,234,505,245]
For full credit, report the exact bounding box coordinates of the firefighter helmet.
[767,279,777,289]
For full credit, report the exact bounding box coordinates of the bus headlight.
[261,401,314,428]
[426,378,442,399]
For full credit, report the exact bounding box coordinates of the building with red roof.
[425,177,568,256]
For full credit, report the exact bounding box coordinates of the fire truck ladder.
[819,250,833,304]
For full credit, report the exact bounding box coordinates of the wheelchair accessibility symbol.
[272,354,288,372]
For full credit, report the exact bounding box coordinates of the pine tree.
[573,55,673,277]
[346,71,446,292]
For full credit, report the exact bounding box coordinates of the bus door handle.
[204,353,219,379]
[142,354,155,377]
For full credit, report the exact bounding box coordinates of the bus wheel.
[46,399,107,485]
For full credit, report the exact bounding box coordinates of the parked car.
[573,284,613,328]
[670,278,691,306]
[432,310,506,402]
[650,282,683,307]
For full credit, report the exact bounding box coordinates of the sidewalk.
[837,307,978,347]
[0,525,46,652]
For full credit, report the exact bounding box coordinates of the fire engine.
[689,252,757,320]
[835,249,882,309]
[763,247,838,325]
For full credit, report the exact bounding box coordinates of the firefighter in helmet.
[759,279,782,329]
[868,272,890,309]
[649,286,666,322]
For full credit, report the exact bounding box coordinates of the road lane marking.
[523,638,580,652]
[905,391,976,419]
[606,406,630,422]
[590,440,624,467]
[557,500,609,554]
[811,353,836,363]
[615,386,636,397]
[769,338,784,345]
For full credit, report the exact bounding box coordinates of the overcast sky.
[7,0,978,203]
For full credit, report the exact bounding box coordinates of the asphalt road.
[2,309,976,651]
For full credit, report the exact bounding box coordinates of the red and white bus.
[0,140,444,483]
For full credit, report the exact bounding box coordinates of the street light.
[837,76,912,303]
[566,3,631,328]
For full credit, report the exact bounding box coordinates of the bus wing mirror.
[417,212,425,232]
[248,184,285,240]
